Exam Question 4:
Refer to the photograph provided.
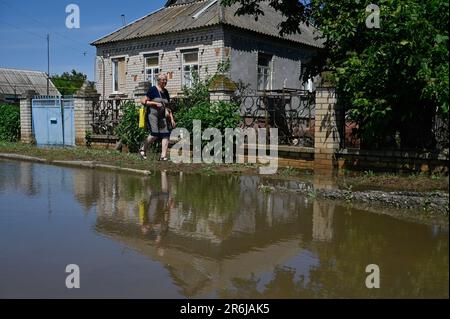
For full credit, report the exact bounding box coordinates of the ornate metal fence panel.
[235,90,315,146]
[341,113,450,151]
[432,113,449,151]
[91,99,136,136]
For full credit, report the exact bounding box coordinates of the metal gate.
[32,96,75,146]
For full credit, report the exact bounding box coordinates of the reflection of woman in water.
[138,172,173,254]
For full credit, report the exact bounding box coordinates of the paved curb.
[0,153,152,176]
[0,153,47,163]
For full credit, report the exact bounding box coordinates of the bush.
[174,65,242,135]
[114,102,147,153]
[0,104,20,142]
[176,100,241,134]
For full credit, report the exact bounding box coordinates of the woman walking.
[140,73,176,161]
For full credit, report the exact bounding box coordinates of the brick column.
[74,83,100,146]
[314,86,343,171]
[209,91,234,102]
[19,90,37,144]
[133,81,151,104]
[208,74,236,102]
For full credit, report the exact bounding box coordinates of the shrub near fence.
[0,104,20,142]
[114,101,147,153]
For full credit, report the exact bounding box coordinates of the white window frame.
[111,55,127,93]
[144,53,160,87]
[181,49,199,89]
[257,52,273,91]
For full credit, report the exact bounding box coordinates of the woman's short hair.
[157,74,168,81]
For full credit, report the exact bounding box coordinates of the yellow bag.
[139,106,146,129]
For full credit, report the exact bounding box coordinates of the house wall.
[223,26,318,92]
[95,26,226,98]
[94,25,320,99]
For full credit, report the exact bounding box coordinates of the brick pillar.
[209,91,234,102]
[314,86,342,171]
[133,81,151,104]
[208,74,236,102]
[19,90,37,144]
[74,82,100,146]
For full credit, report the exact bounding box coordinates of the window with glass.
[182,50,199,88]
[257,53,272,91]
[145,54,160,86]
[112,57,126,92]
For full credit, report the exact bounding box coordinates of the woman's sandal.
[139,149,147,160]
[159,157,169,162]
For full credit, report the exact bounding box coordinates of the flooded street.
[0,160,448,298]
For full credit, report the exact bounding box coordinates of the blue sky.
[0,0,167,80]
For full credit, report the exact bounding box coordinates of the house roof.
[91,0,323,48]
[0,68,60,97]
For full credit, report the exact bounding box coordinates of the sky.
[0,0,167,80]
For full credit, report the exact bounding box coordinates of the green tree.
[51,69,89,95]
[221,0,449,149]
[221,0,312,36]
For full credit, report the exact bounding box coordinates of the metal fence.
[341,106,449,151]
[432,113,449,151]
[89,91,316,147]
[91,99,136,136]
[235,90,315,146]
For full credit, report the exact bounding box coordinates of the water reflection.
[0,160,448,298]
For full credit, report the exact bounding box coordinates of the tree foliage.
[51,70,89,96]
[0,104,20,142]
[221,0,449,149]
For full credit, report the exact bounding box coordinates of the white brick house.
[91,0,323,98]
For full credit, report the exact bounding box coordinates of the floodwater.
[0,160,448,299]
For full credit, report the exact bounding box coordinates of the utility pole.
[47,33,50,95]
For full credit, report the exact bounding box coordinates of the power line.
[0,0,92,55]
[0,0,86,46]
[0,19,93,57]
[0,20,46,39]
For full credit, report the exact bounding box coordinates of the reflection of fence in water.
[236,91,315,146]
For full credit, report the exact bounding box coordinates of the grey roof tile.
[0,68,60,96]
[91,0,323,48]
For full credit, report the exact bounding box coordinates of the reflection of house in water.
[72,168,151,220]
[91,173,334,297]
[0,161,341,297]
[68,169,340,297]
